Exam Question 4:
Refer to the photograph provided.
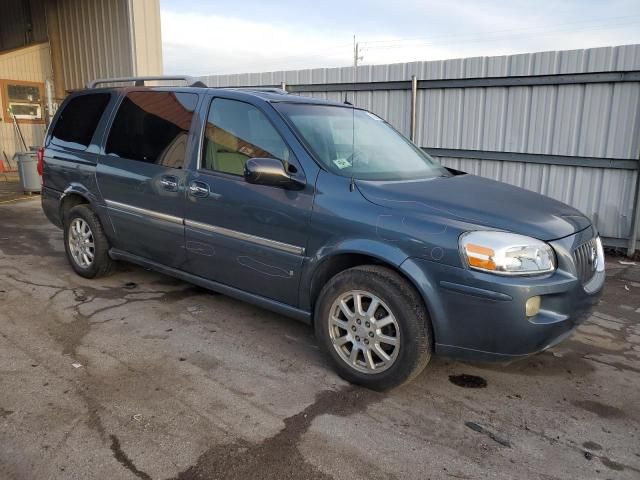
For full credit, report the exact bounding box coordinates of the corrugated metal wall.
[0,42,51,162]
[51,0,163,90]
[54,0,134,90]
[128,0,163,77]
[200,44,640,246]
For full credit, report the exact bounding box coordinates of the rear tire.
[314,265,432,390]
[63,204,114,279]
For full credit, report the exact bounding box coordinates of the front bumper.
[402,226,604,362]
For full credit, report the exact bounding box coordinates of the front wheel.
[314,265,432,390]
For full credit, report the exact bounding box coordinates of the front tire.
[63,204,114,278]
[314,265,432,390]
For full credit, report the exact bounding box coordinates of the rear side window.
[50,93,110,150]
[105,91,198,168]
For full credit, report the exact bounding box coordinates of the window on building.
[202,98,291,176]
[50,93,111,150]
[106,91,198,168]
[1,80,45,123]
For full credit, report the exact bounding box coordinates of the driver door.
[183,96,313,306]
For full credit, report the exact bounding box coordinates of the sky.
[160,0,640,76]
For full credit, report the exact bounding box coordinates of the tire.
[314,265,432,390]
[63,204,114,279]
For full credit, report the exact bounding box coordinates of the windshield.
[275,103,450,181]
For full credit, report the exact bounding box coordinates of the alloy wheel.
[68,218,95,268]
[328,290,400,374]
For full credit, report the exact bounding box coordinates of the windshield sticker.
[333,158,352,169]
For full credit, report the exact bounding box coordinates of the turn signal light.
[465,243,496,270]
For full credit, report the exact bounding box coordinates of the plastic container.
[17,152,41,194]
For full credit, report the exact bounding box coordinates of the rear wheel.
[314,265,432,390]
[63,204,114,278]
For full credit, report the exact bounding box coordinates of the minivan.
[41,77,604,389]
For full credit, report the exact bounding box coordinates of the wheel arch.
[59,189,91,226]
[305,248,437,346]
[58,184,117,242]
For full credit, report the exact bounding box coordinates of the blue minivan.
[40,77,604,389]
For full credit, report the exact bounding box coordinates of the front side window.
[202,98,291,176]
[50,93,111,150]
[276,103,450,181]
[106,91,198,167]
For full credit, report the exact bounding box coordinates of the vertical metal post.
[627,164,640,256]
[45,0,66,102]
[280,81,287,92]
[410,75,418,142]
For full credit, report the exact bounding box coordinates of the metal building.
[0,0,162,165]
[200,44,640,253]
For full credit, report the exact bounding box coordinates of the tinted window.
[106,91,198,167]
[202,98,290,176]
[51,93,110,150]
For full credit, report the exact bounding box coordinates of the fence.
[200,44,640,253]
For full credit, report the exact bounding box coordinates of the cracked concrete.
[1,199,639,479]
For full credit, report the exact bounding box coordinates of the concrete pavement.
[0,199,639,479]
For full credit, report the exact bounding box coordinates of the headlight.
[460,231,556,276]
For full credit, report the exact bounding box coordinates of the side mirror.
[244,158,305,190]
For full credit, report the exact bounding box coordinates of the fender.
[59,183,117,241]
[298,237,410,311]
[398,257,449,346]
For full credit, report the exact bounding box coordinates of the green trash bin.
[17,152,41,194]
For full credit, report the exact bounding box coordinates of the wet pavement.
[0,199,639,479]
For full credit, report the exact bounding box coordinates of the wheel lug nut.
[356,319,361,325]
[351,326,357,332]
[364,339,369,345]
[368,332,374,338]
[365,321,370,328]
[355,336,360,341]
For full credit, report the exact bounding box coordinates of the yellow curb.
[0,196,39,205]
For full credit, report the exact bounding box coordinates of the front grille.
[574,238,598,285]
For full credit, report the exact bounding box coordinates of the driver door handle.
[160,175,178,192]
[189,181,209,197]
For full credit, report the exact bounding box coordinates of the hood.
[357,174,591,241]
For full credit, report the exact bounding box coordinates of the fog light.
[525,296,541,317]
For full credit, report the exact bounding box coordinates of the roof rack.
[86,75,207,89]
[227,87,288,95]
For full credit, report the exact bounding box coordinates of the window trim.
[197,95,298,178]
[0,79,46,124]
[48,91,112,152]
[102,89,199,168]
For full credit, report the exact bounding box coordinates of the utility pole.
[353,35,363,69]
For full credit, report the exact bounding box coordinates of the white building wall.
[0,43,51,164]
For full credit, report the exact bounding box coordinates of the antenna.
[349,34,361,192]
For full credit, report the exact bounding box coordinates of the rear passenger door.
[183,96,313,306]
[96,90,200,268]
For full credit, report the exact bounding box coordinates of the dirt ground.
[0,199,639,480]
